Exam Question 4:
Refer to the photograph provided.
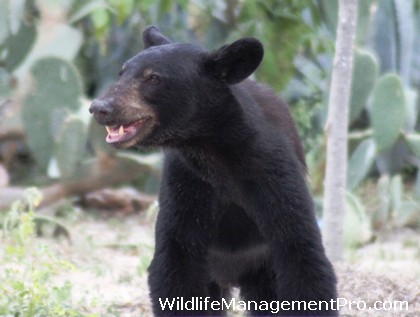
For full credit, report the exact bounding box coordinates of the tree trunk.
[322,0,358,262]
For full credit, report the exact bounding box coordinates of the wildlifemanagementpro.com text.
[159,296,410,314]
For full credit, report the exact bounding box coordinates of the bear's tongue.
[105,123,137,143]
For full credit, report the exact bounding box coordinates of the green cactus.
[55,115,88,179]
[344,192,372,248]
[390,174,402,213]
[347,139,376,191]
[88,119,115,156]
[394,201,420,228]
[371,174,420,229]
[372,176,391,229]
[370,73,406,152]
[14,24,83,79]
[0,69,12,98]
[0,0,27,46]
[355,0,375,44]
[392,177,420,228]
[22,57,83,170]
[0,22,36,72]
[404,133,420,158]
[0,1,8,45]
[403,88,418,131]
[349,50,378,124]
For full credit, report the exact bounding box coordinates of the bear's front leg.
[241,168,338,316]
[148,154,226,316]
[148,240,222,316]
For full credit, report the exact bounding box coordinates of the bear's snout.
[89,98,115,124]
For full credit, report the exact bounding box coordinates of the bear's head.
[89,26,264,148]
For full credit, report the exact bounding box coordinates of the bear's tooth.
[106,126,112,134]
[119,125,124,135]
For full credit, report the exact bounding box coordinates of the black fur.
[90,25,338,316]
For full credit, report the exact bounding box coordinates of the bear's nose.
[89,98,114,123]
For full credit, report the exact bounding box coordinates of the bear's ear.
[204,38,264,85]
[143,25,172,48]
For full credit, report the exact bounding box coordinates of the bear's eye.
[148,74,161,85]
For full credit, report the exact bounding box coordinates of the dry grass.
[31,212,420,316]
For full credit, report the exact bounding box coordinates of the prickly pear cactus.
[22,57,83,170]
[0,23,36,72]
[370,73,406,152]
[404,134,420,158]
[55,115,87,179]
[344,192,372,248]
[347,139,376,191]
[349,50,378,123]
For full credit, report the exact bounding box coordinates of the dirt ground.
[48,208,419,317]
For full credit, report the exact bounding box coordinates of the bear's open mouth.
[105,117,151,144]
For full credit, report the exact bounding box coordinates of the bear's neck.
[172,112,268,190]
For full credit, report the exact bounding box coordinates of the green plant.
[0,188,97,317]
[0,0,164,192]
[344,192,372,248]
[1,0,89,181]
[372,175,420,229]
[349,50,379,124]
[21,57,85,173]
[343,0,420,193]
[347,72,408,190]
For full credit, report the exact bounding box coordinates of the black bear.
[90,26,338,316]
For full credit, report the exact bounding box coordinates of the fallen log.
[0,153,161,211]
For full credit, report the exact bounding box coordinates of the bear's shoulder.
[233,79,306,168]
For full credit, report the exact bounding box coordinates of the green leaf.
[91,9,110,34]
[318,0,338,35]
[347,139,376,191]
[115,0,135,22]
[68,0,109,23]
[349,50,378,123]
[370,73,406,152]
